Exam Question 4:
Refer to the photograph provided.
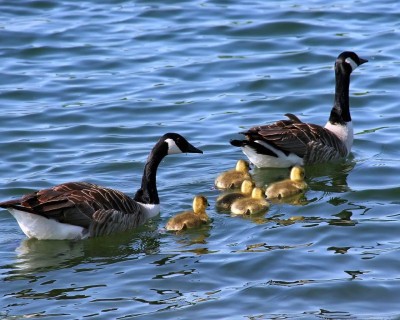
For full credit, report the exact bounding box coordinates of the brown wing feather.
[0,182,142,229]
[243,115,347,162]
[89,208,145,237]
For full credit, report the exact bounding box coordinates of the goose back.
[2,182,146,238]
[239,114,348,165]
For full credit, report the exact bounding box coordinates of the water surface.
[1,0,400,319]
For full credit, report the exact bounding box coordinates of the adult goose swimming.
[230,51,368,168]
[0,133,203,240]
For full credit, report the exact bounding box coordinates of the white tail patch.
[8,209,88,240]
[241,142,303,168]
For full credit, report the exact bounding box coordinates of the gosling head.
[290,166,306,182]
[240,179,255,194]
[236,159,250,173]
[193,195,209,214]
[251,187,265,199]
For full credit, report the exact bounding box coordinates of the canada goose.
[230,51,368,168]
[265,166,307,199]
[215,159,251,189]
[231,187,269,215]
[216,179,255,211]
[0,133,203,240]
[165,195,209,231]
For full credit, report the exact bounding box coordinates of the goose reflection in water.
[4,227,161,277]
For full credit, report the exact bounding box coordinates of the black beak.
[186,143,203,154]
[359,57,368,65]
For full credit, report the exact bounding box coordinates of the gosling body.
[216,179,254,211]
[166,195,209,231]
[265,166,307,199]
[215,159,251,189]
[231,187,269,215]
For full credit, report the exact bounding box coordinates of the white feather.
[138,203,160,220]
[8,209,88,240]
[8,203,160,240]
[165,138,182,154]
[345,57,358,71]
[241,141,304,168]
[324,120,353,154]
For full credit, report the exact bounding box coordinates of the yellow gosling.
[216,179,254,211]
[231,187,269,215]
[265,166,307,199]
[215,159,251,189]
[166,195,209,231]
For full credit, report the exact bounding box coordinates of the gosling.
[265,165,307,199]
[166,195,209,231]
[215,159,251,189]
[216,179,254,211]
[231,187,269,215]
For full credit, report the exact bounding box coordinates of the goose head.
[290,166,306,182]
[135,133,202,207]
[241,179,255,194]
[162,133,203,155]
[335,51,368,74]
[192,195,209,214]
[236,159,250,173]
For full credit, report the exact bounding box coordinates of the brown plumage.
[0,182,142,226]
[243,114,349,163]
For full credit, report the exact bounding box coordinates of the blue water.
[1,0,400,319]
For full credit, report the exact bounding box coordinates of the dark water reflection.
[3,224,161,281]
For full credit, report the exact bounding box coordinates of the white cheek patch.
[345,57,358,71]
[165,138,182,154]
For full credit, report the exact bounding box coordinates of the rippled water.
[1,0,400,319]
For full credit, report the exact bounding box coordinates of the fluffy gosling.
[265,165,307,199]
[166,195,209,231]
[231,187,269,215]
[216,179,255,211]
[215,159,251,189]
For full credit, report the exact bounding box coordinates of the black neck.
[329,68,351,125]
[133,141,168,205]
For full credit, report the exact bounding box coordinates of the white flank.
[345,57,358,71]
[8,209,88,240]
[138,203,160,220]
[324,120,353,154]
[242,141,303,168]
[165,138,182,154]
